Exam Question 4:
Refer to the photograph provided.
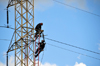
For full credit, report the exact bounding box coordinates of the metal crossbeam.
[7,0,26,8]
[7,0,34,66]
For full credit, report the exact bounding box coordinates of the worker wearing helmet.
[35,40,46,57]
[35,23,43,38]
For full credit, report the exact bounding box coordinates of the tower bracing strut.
[7,0,35,66]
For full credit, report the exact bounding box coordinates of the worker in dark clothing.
[35,23,43,38]
[35,40,46,57]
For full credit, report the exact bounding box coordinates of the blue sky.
[0,0,100,66]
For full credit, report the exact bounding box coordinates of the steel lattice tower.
[7,0,35,66]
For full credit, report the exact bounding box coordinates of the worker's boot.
[35,54,38,57]
[41,30,44,32]
[40,30,44,34]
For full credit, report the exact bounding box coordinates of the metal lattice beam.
[7,0,34,66]
[15,0,34,66]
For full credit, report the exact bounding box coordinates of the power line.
[0,39,11,41]
[47,43,100,61]
[0,26,15,30]
[0,26,36,32]
[1,37,100,55]
[0,26,26,32]
[45,37,100,55]
[53,0,100,17]
[1,38,100,60]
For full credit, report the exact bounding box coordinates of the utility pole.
[6,0,35,66]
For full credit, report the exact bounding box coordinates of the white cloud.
[41,62,57,66]
[8,56,14,66]
[0,62,6,66]
[0,0,54,11]
[27,61,57,66]
[0,56,57,66]
[0,56,14,66]
[74,62,86,66]
[64,0,88,10]
[34,0,54,11]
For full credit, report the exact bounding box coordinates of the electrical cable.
[1,37,100,56]
[1,37,100,55]
[1,38,100,60]
[47,43,100,61]
[0,26,15,30]
[53,0,100,17]
[0,39,11,41]
[45,37,100,55]
[0,26,31,33]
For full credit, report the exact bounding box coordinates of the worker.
[35,23,43,38]
[35,40,46,57]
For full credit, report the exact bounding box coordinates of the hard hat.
[40,23,43,25]
[42,40,45,42]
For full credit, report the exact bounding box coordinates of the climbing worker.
[35,40,46,57]
[35,23,43,38]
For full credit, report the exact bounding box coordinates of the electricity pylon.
[7,0,35,66]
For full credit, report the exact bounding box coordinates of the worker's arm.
[38,42,41,45]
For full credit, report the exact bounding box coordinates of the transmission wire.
[47,43,100,61]
[53,0,100,17]
[45,37,100,55]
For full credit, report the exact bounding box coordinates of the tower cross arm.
[7,0,26,8]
